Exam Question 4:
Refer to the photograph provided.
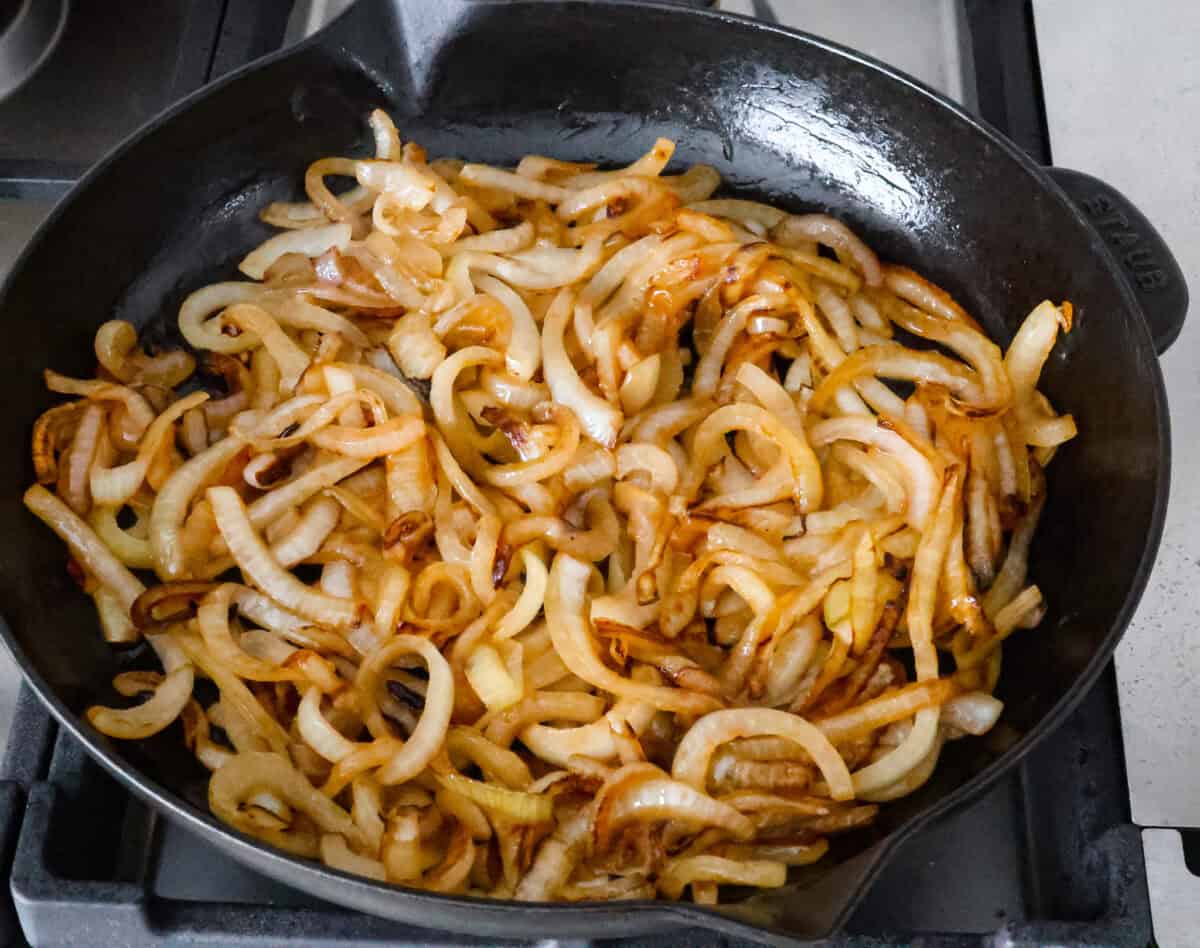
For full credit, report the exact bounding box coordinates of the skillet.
[0,0,1186,940]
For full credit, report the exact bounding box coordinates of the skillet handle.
[1046,167,1188,355]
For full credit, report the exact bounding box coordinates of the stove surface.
[0,677,1148,946]
[0,0,1188,945]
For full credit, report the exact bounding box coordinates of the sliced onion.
[25,485,145,615]
[198,584,304,682]
[808,343,985,416]
[488,548,546,640]
[364,636,453,785]
[488,409,582,491]
[542,289,622,448]
[355,160,435,209]
[982,493,1045,618]
[657,855,786,900]
[274,298,369,348]
[89,505,155,570]
[244,457,369,532]
[600,775,754,848]
[764,615,822,706]
[465,643,523,712]
[238,627,297,665]
[44,372,156,445]
[521,698,655,767]
[321,362,424,417]
[484,692,608,747]
[92,391,208,508]
[210,751,366,857]
[346,780,385,861]
[387,312,447,380]
[619,354,661,415]
[430,432,495,518]
[270,496,341,568]
[322,738,404,798]
[448,220,535,256]
[436,771,552,824]
[687,199,786,229]
[685,400,819,512]
[851,706,940,795]
[515,809,590,901]
[150,436,246,579]
[815,678,958,745]
[445,726,532,789]
[554,175,667,222]
[178,282,275,354]
[907,468,961,683]
[809,416,938,529]
[60,403,104,514]
[432,785,491,842]
[474,274,541,382]
[321,833,386,880]
[232,587,350,656]
[87,664,194,739]
[208,486,358,627]
[615,442,678,496]
[94,319,195,387]
[239,223,351,280]
[1005,299,1068,393]
[547,553,718,716]
[459,164,567,202]
[20,123,1077,901]
[673,708,854,802]
[859,731,944,803]
[297,686,359,762]
[773,213,881,286]
[941,691,1004,736]
[309,415,424,459]
[93,586,140,643]
[222,304,311,392]
[178,634,290,752]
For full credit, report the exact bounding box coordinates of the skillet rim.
[0,0,1170,938]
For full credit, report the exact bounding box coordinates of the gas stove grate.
[0,670,1150,947]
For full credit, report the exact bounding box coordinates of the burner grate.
[0,672,1150,947]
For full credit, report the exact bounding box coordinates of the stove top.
[0,0,293,199]
[0,0,1174,945]
[0,679,1150,946]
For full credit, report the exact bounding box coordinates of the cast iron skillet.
[0,0,68,101]
[0,0,1187,941]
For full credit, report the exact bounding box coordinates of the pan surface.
[0,1,1175,940]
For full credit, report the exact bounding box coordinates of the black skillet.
[0,0,1186,942]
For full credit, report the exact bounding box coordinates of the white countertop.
[1036,0,1200,832]
[1036,2,1200,942]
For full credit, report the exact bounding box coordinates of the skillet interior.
[0,1,1166,939]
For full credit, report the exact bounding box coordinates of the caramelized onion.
[209,487,358,628]
[547,554,719,716]
[210,751,367,857]
[87,664,194,739]
[25,122,1071,906]
[658,855,785,900]
[673,708,854,802]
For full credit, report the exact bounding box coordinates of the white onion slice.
[87,665,194,739]
[208,486,358,628]
[672,707,854,802]
[239,222,351,280]
[542,290,622,448]
[374,635,454,785]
